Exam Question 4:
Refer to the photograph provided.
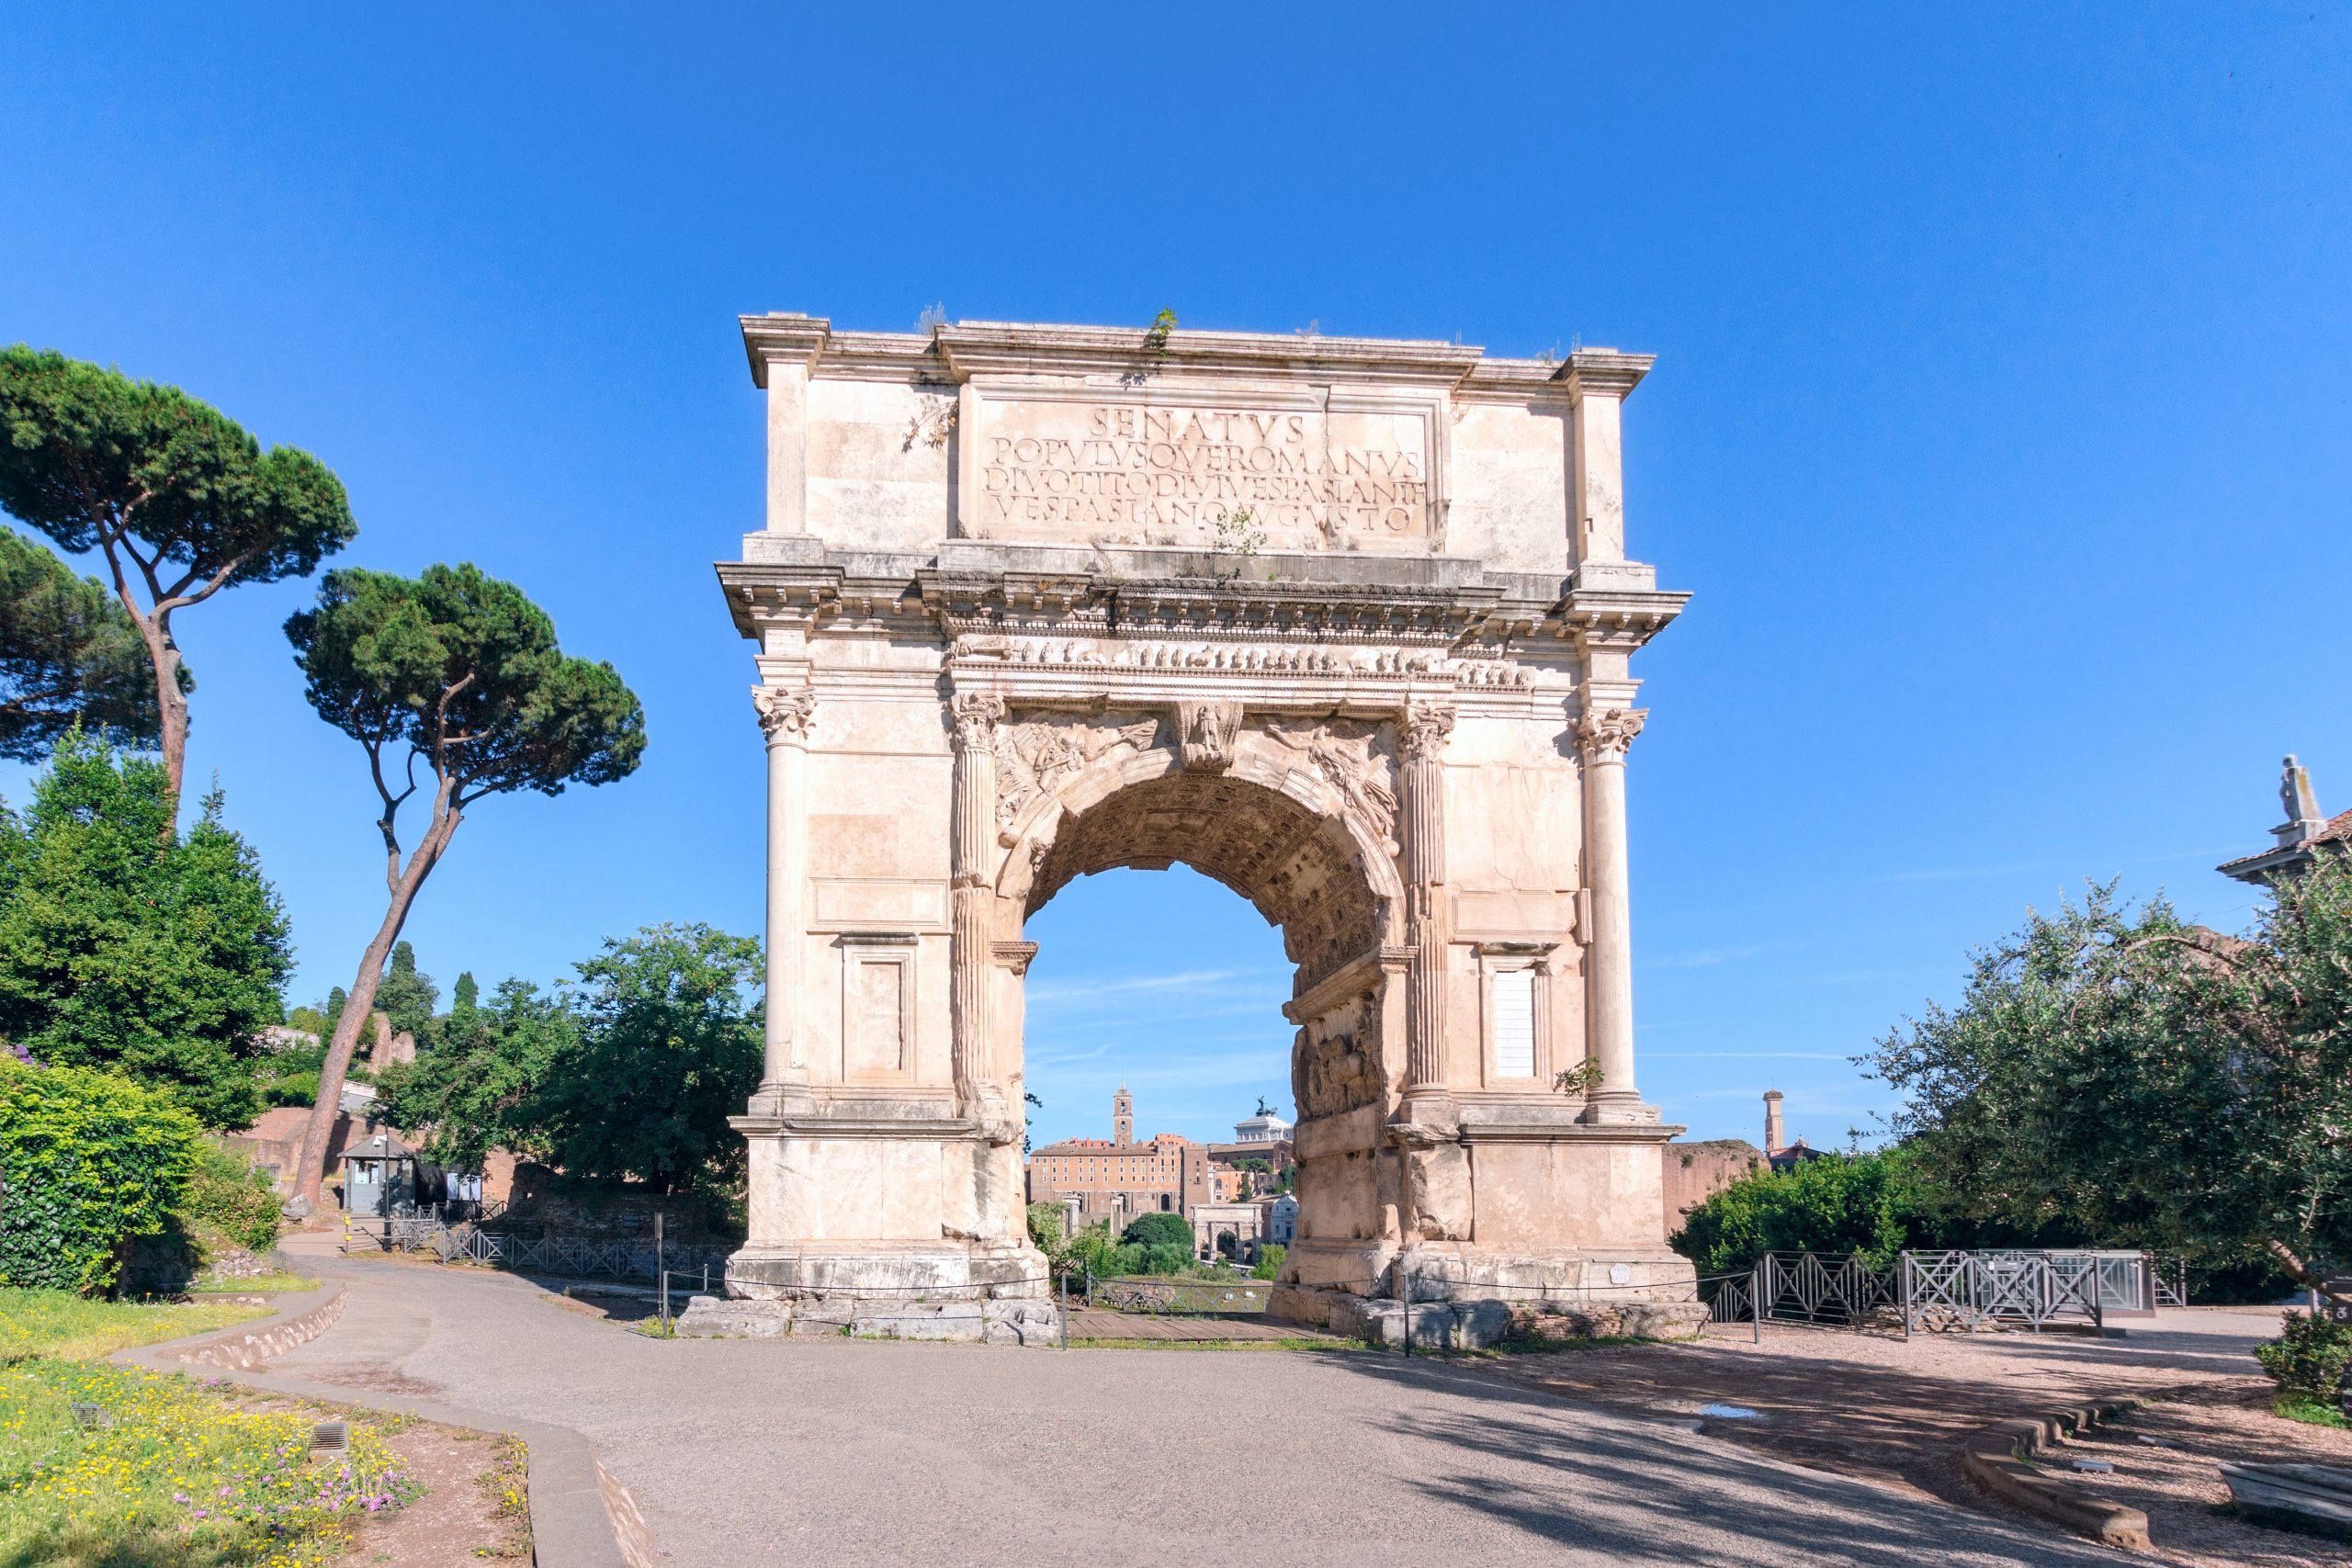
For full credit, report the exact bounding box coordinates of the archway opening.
[1008,758,1399,1282]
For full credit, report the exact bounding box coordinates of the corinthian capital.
[1573,706,1646,762]
[951,692,1006,751]
[1397,705,1456,761]
[752,685,817,743]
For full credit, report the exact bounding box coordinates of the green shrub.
[1120,1212,1193,1251]
[0,1057,200,1293]
[1671,1148,1934,1275]
[1138,1242,1190,1276]
[184,1142,281,1255]
[1251,1242,1286,1280]
[2256,1309,2352,1403]
[1025,1201,1066,1251]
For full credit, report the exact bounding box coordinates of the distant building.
[1762,1088,1828,1174]
[2220,755,2352,885]
[1232,1097,1293,1144]
[1263,1192,1298,1246]
[1025,1086,1214,1223]
[1189,1201,1266,1261]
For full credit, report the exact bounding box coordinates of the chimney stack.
[1763,1089,1785,1156]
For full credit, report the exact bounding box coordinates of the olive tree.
[282,563,644,1208]
[1869,863,2352,1297]
[0,347,356,798]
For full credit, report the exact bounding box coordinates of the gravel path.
[268,1238,2139,1567]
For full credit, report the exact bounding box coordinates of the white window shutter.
[1493,969,1536,1078]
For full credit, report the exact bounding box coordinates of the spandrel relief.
[991,712,1163,834]
[1263,719,1399,854]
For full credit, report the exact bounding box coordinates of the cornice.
[1562,348,1656,401]
[718,550,1684,661]
[740,312,831,387]
[937,320,1485,387]
[738,313,1663,407]
[1562,582,1689,652]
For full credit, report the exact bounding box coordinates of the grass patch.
[0,1356,418,1567]
[2275,1393,2351,1429]
[0,1288,266,1363]
[187,1275,317,1296]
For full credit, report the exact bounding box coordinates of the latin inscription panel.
[957,387,1443,553]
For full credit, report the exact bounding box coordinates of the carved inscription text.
[973,401,1431,548]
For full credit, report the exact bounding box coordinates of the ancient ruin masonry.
[677,313,1694,1344]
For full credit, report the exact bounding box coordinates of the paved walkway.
[271,1235,2145,1567]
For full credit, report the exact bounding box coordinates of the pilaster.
[1564,348,1651,567]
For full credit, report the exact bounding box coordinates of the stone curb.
[165,1280,348,1370]
[1959,1397,2152,1551]
[112,1280,641,1568]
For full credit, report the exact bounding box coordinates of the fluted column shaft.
[949,694,1004,1111]
[1576,706,1645,1118]
[1399,706,1456,1108]
[753,686,817,1090]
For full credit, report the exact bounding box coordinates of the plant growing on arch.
[0,347,356,799]
[281,563,645,1209]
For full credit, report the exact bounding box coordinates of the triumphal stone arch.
[683,313,1692,1344]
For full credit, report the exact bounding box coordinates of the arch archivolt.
[979,705,1408,987]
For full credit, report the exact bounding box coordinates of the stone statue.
[2282,754,2322,828]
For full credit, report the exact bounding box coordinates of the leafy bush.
[184,1142,281,1255]
[0,1057,200,1293]
[1120,1212,1194,1251]
[1251,1243,1286,1280]
[2256,1309,2352,1403]
[0,733,294,1130]
[1025,1201,1066,1251]
[1671,1148,1935,1275]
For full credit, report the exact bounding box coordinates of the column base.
[1270,1245,1703,1347]
[1577,1091,1662,1126]
[676,1241,1057,1344]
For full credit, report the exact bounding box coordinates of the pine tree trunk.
[288,807,461,1210]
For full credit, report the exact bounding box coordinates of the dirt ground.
[232,1389,529,1565]
[1460,1307,2347,1563]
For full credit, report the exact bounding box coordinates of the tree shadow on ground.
[1312,1349,2127,1566]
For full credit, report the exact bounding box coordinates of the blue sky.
[2,6,2346,1149]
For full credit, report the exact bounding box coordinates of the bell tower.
[1113,1085,1133,1147]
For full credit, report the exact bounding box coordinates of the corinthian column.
[949,693,1005,1118]
[752,685,817,1100]
[1398,705,1456,1119]
[1575,705,1647,1122]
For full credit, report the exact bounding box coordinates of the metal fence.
[1700,1247,2174,1337]
[365,1214,729,1287]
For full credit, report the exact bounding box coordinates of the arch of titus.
[684,313,1692,1343]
